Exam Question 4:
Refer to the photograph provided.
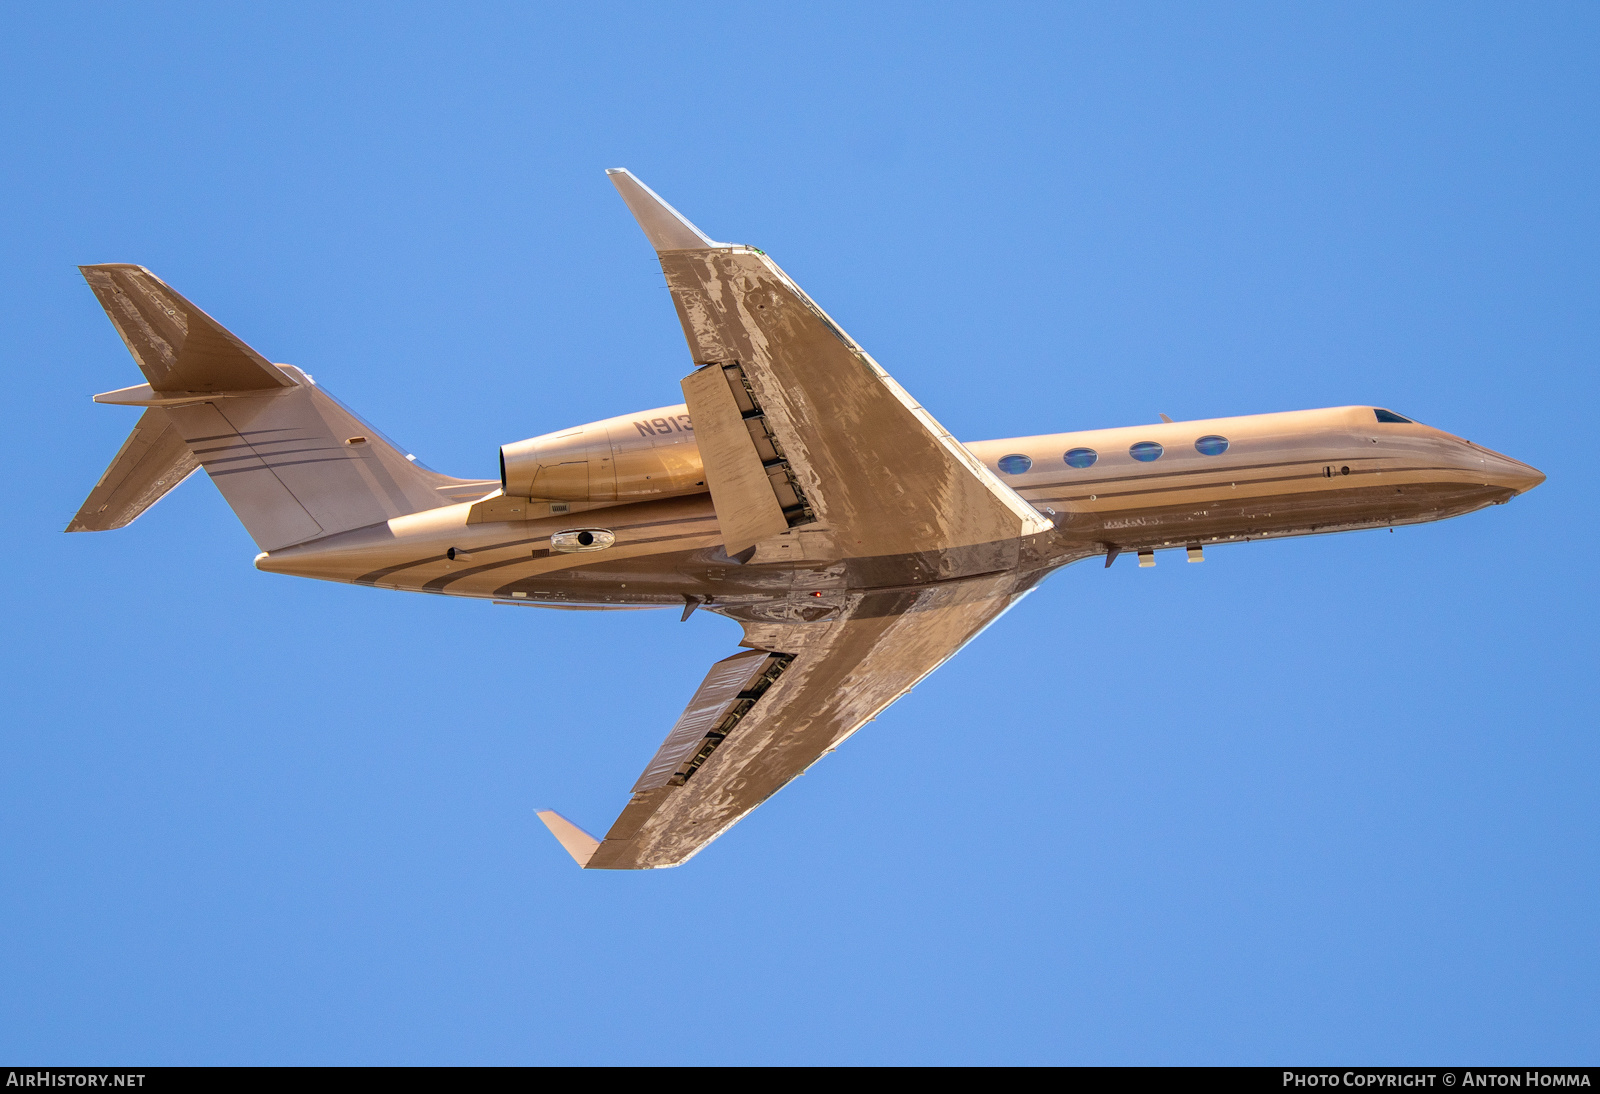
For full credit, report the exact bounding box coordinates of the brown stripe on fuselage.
[354,533,551,585]
[354,513,722,591]
[425,529,717,594]
[1067,480,1512,551]
[1017,459,1460,504]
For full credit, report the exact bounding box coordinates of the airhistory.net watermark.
[5,1075,145,1088]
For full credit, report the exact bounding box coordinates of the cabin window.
[1374,409,1414,424]
[1195,435,1229,456]
[1064,447,1098,469]
[1129,441,1164,462]
[998,454,1033,475]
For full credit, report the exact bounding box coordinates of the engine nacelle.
[499,404,705,503]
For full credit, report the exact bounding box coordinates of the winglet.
[606,168,725,252]
[536,810,601,867]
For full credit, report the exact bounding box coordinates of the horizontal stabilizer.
[66,408,199,532]
[79,264,293,393]
[537,811,600,867]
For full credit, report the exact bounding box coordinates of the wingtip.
[605,168,723,252]
[536,809,601,868]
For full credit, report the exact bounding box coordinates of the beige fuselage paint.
[255,405,1543,610]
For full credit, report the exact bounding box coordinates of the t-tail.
[66,265,495,546]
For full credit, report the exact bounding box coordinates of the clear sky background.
[2,2,1596,1065]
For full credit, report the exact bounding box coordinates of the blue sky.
[2,2,1596,1064]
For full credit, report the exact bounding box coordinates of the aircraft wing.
[607,170,1052,571]
[539,571,1032,869]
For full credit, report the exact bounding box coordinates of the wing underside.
[556,572,1031,870]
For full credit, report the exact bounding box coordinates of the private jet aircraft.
[68,170,1545,869]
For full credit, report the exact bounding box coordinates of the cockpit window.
[1374,408,1414,424]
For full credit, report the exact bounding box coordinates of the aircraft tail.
[71,265,495,549]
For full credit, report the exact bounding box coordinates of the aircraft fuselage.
[256,404,1543,615]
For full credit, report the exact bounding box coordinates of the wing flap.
[680,363,795,555]
[631,649,793,793]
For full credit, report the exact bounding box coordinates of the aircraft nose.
[1477,447,1545,495]
[1510,462,1546,493]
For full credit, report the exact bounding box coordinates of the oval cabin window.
[997,454,1033,475]
[1064,447,1098,469]
[1194,435,1229,456]
[1129,441,1164,462]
